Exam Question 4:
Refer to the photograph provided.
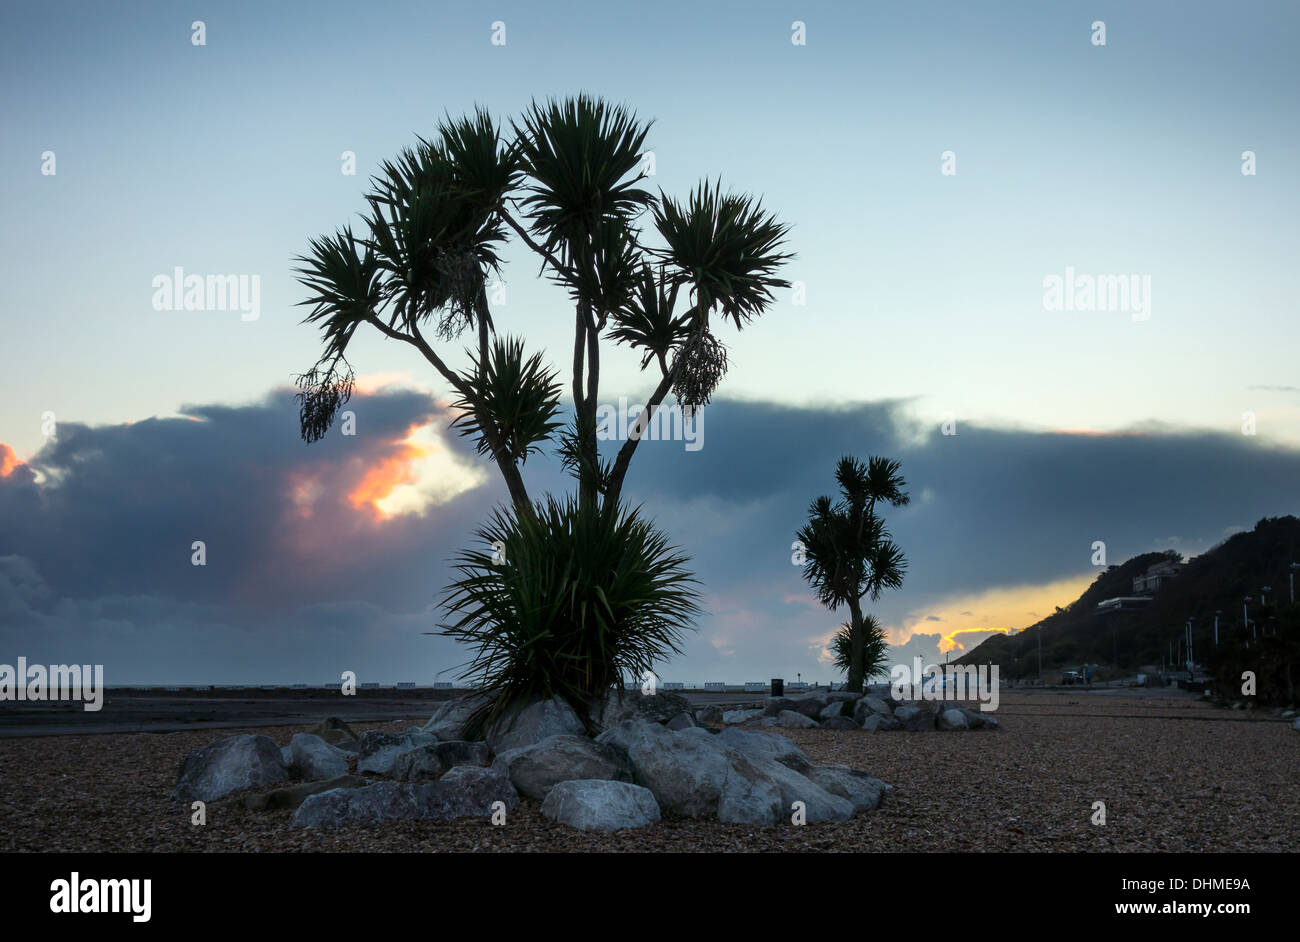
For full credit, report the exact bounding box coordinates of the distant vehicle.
[1061,670,1083,685]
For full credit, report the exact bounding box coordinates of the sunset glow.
[889,572,1098,653]
[0,442,22,477]
[348,432,427,515]
[347,422,486,519]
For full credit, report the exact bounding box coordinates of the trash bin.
[771,678,784,697]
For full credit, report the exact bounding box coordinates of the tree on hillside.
[797,456,909,692]
[292,96,793,730]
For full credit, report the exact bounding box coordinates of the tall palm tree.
[293,96,793,521]
[293,96,793,722]
[797,456,910,691]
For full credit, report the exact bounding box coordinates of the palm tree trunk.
[847,597,866,692]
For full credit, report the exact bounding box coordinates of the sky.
[2,1,1298,684]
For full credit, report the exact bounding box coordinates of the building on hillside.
[1132,558,1186,595]
[1095,596,1153,613]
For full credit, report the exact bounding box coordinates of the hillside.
[956,515,1300,682]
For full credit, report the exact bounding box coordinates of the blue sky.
[2,1,1298,683]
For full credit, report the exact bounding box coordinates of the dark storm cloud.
[0,389,495,606]
[2,392,1298,683]
[616,402,1300,606]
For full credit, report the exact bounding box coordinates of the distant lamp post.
[1290,563,1299,604]
[1243,596,1253,643]
[1214,610,1222,645]
[1262,586,1271,607]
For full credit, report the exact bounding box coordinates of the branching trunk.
[602,356,680,516]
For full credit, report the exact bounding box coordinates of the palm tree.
[294,96,792,521]
[797,456,909,692]
[293,96,792,723]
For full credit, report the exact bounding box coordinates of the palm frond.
[653,178,793,331]
[512,94,655,266]
[449,336,563,464]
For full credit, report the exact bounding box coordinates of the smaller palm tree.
[797,456,909,692]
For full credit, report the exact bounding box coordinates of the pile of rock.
[723,687,1001,733]
[169,690,892,832]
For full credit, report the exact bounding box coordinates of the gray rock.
[541,779,662,831]
[305,717,361,748]
[722,709,762,725]
[853,696,893,723]
[695,705,724,726]
[751,716,779,727]
[765,696,826,719]
[677,726,716,739]
[806,765,888,812]
[825,691,863,703]
[422,693,491,740]
[289,733,352,781]
[357,729,437,776]
[894,705,935,731]
[714,728,815,772]
[937,708,970,731]
[1292,716,1299,732]
[290,767,518,829]
[600,724,854,827]
[492,734,630,800]
[291,782,421,828]
[487,697,587,753]
[820,715,859,730]
[716,753,784,826]
[597,690,696,728]
[624,726,733,817]
[665,711,697,730]
[749,756,854,823]
[864,696,894,715]
[392,741,494,781]
[173,734,291,802]
[616,726,785,825]
[432,766,520,818]
[776,709,819,729]
[594,718,662,761]
[243,774,367,811]
[818,700,847,720]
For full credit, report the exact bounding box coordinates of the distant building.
[1132,558,1186,595]
[1096,596,1153,613]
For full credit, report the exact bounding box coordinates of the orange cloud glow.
[348,427,429,517]
[940,625,1016,651]
[887,573,1096,653]
[0,442,22,478]
[342,421,487,520]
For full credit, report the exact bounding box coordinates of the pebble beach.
[3,690,1295,853]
